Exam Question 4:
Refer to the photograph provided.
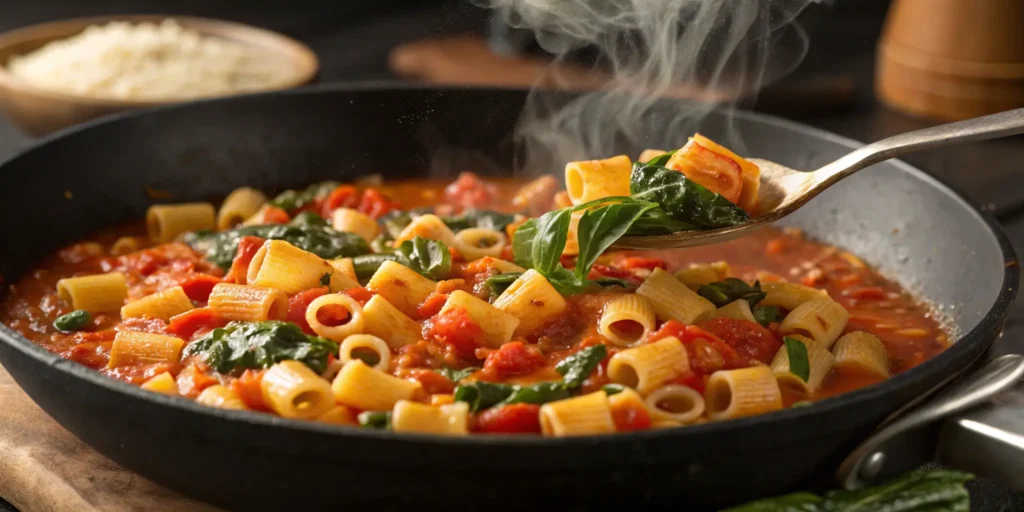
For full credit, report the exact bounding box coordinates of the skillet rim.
[0,82,1017,448]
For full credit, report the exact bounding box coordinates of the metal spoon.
[614,107,1024,250]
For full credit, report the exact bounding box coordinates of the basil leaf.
[369,234,393,254]
[574,202,655,281]
[436,366,478,383]
[602,383,627,396]
[351,253,398,279]
[531,209,572,275]
[358,411,392,430]
[498,382,571,407]
[268,181,340,212]
[185,224,370,270]
[394,236,451,280]
[630,161,749,228]
[512,218,538,269]
[822,469,973,512]
[595,277,631,289]
[183,321,338,374]
[753,305,781,327]
[453,381,517,412]
[441,209,516,232]
[54,310,92,332]
[784,337,811,382]
[555,344,607,388]
[545,265,590,295]
[379,210,414,239]
[289,211,327,227]
[697,279,766,308]
[485,272,523,300]
[626,207,700,235]
[645,151,674,167]
[721,492,822,512]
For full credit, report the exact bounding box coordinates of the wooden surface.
[0,363,220,512]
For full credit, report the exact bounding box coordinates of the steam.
[475,0,820,175]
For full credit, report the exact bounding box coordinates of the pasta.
[110,236,145,256]
[779,299,849,349]
[304,293,364,342]
[439,291,519,348]
[645,385,706,424]
[107,330,185,368]
[147,202,216,243]
[317,405,357,426]
[704,366,783,421]
[637,148,668,162]
[391,400,470,435]
[636,268,716,325]
[394,214,456,246]
[470,256,525,275]
[492,269,566,337]
[606,387,655,430]
[761,282,830,310]
[366,260,436,318]
[675,261,730,289]
[539,391,616,436]
[332,208,380,242]
[331,360,422,411]
[57,272,127,312]
[360,295,422,349]
[714,299,757,323]
[338,334,391,372]
[328,258,359,283]
[770,335,835,395]
[217,187,267,230]
[120,285,194,321]
[607,336,690,396]
[197,385,248,410]
[207,283,287,321]
[564,155,632,205]
[833,331,891,379]
[260,360,335,420]
[453,228,505,261]
[140,372,178,395]
[247,240,339,294]
[598,294,656,347]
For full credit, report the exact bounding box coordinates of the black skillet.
[0,84,1018,510]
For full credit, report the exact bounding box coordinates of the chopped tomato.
[262,206,291,224]
[118,316,169,335]
[178,274,222,303]
[287,287,329,334]
[167,308,228,340]
[649,320,746,372]
[176,364,218,398]
[320,185,358,216]
[445,172,496,211]
[697,317,781,365]
[589,264,644,286]
[356,188,399,219]
[448,246,463,263]
[121,249,168,275]
[226,236,265,283]
[475,403,542,434]
[483,341,545,378]
[674,371,707,395]
[619,257,667,271]
[407,368,455,394]
[64,341,111,369]
[342,287,375,306]
[230,369,270,412]
[612,403,653,432]
[428,307,484,359]
[667,140,743,204]
[417,292,449,319]
[850,286,887,300]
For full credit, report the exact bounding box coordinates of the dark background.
[0,1,1022,510]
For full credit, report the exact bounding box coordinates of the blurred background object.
[875,0,1024,121]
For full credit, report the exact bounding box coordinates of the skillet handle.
[836,354,1024,490]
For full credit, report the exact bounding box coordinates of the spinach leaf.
[595,277,631,289]
[358,411,392,430]
[574,202,655,281]
[783,337,810,382]
[268,180,340,212]
[369,234,394,254]
[646,151,675,167]
[453,381,517,413]
[531,209,572,275]
[184,224,370,270]
[753,305,782,327]
[379,210,414,239]
[182,321,338,374]
[498,382,571,407]
[555,344,607,388]
[351,253,398,279]
[511,218,538,269]
[485,272,522,300]
[630,161,749,228]
[698,279,766,308]
[289,210,327,227]
[394,236,451,280]
[54,310,92,332]
[441,209,516,232]
[626,207,700,235]
[602,383,627,396]
[436,366,478,383]
[319,272,331,287]
[722,492,822,512]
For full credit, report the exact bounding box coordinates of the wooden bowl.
[0,15,319,136]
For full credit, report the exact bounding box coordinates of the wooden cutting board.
[0,363,221,512]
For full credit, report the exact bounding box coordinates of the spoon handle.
[815,107,1024,184]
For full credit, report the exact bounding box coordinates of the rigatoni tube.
[260,360,335,420]
[338,334,391,372]
[606,336,690,396]
[120,285,194,321]
[564,155,632,205]
[598,294,656,347]
[207,283,287,321]
[761,282,830,311]
[645,384,706,424]
[217,187,267,230]
[636,268,716,324]
[770,335,835,395]
[304,293,365,342]
[394,214,456,246]
[361,295,423,350]
[833,331,890,379]
[147,202,216,243]
[197,385,248,410]
[247,239,337,294]
[704,366,782,421]
[439,291,519,348]
[453,228,505,261]
[331,359,422,412]
[366,260,436,318]
[332,208,380,242]
[391,400,470,435]
[540,391,615,436]
[779,299,849,349]
[107,330,185,368]
[56,272,127,312]
[140,372,178,395]
[493,269,566,337]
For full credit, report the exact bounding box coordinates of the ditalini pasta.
[56,272,127,312]
[147,202,216,243]
[636,268,716,324]
[4,150,946,435]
